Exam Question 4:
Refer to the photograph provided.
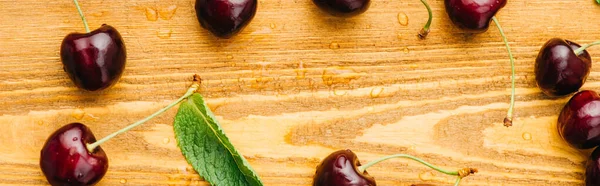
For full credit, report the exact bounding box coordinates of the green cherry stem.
[417,0,433,39]
[454,177,462,186]
[357,154,477,182]
[491,16,516,127]
[574,41,600,55]
[86,75,202,152]
[72,0,90,33]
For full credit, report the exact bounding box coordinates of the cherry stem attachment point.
[417,0,433,39]
[86,75,202,152]
[357,154,477,182]
[72,0,90,33]
[492,16,516,127]
[574,41,600,56]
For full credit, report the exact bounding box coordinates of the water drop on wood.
[158,5,178,20]
[522,132,532,140]
[157,29,173,39]
[145,7,158,21]
[398,12,409,26]
[329,42,340,49]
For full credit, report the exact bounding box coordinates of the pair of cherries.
[531,18,599,186]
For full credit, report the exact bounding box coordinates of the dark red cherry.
[60,24,126,91]
[557,90,600,149]
[195,0,257,38]
[313,149,376,186]
[586,148,600,186]
[40,123,108,186]
[535,38,592,97]
[312,0,371,17]
[444,0,506,32]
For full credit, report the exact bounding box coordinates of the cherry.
[443,0,515,127]
[312,0,371,17]
[586,147,600,186]
[61,0,126,91]
[40,123,108,186]
[313,149,376,186]
[195,0,257,38]
[39,76,202,186]
[535,39,597,97]
[444,0,506,32]
[313,149,477,186]
[557,90,600,149]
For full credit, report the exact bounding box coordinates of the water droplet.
[322,66,360,86]
[63,20,70,23]
[157,29,173,39]
[250,63,273,90]
[226,55,233,59]
[366,24,372,29]
[37,120,44,126]
[419,171,434,181]
[71,109,85,120]
[367,107,374,112]
[409,64,418,68]
[72,137,78,141]
[370,87,384,98]
[403,47,410,53]
[158,5,178,20]
[91,11,105,17]
[145,7,158,21]
[329,42,340,49]
[295,61,307,79]
[120,179,127,184]
[163,138,170,144]
[398,12,409,26]
[270,23,276,29]
[77,172,84,179]
[522,132,532,140]
[397,33,402,39]
[333,87,348,96]
[408,145,416,151]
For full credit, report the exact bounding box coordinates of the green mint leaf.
[174,93,263,186]
[597,0,599,4]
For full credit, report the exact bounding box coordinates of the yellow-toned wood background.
[1,0,600,185]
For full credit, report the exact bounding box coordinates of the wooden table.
[1,0,599,185]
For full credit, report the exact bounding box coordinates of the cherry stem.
[72,0,90,33]
[491,16,516,127]
[357,154,477,181]
[86,75,202,152]
[454,177,461,186]
[417,0,433,39]
[574,41,600,56]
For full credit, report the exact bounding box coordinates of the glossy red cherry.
[40,123,108,186]
[312,0,371,17]
[586,147,600,186]
[535,38,592,97]
[557,90,600,149]
[60,24,127,91]
[444,0,506,32]
[195,0,257,38]
[313,149,376,186]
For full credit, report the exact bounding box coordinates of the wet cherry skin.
[40,123,108,186]
[313,149,376,186]
[587,147,600,186]
[60,24,126,91]
[195,0,257,38]
[312,0,371,17]
[557,90,600,149]
[444,0,507,32]
[535,38,592,97]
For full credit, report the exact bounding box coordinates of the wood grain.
[1,0,600,185]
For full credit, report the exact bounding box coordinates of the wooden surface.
[1,0,600,185]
